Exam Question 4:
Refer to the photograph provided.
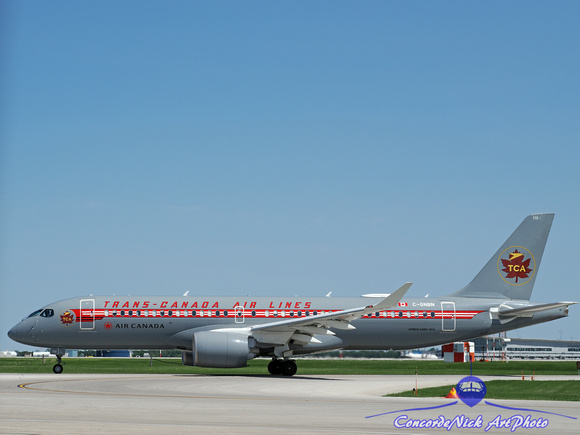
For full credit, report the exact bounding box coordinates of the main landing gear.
[268,358,297,376]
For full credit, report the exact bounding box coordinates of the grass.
[0,357,578,376]
[386,380,580,402]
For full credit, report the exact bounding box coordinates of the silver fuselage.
[8,294,569,353]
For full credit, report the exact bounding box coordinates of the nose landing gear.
[53,362,63,374]
[50,349,66,374]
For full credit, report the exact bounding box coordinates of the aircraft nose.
[7,322,30,344]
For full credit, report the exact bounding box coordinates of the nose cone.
[8,322,31,345]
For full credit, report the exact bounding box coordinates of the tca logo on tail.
[497,246,535,286]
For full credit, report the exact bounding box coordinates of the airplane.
[7,213,576,376]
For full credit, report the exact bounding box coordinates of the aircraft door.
[234,305,245,324]
[80,299,95,330]
[441,302,456,332]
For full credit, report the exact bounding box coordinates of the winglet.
[364,282,412,313]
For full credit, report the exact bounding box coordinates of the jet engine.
[189,330,255,368]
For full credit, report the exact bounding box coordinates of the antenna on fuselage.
[325,292,332,297]
[183,291,189,297]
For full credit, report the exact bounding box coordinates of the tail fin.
[449,213,554,300]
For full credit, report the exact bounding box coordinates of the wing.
[249,283,412,349]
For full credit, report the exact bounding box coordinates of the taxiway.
[0,373,578,434]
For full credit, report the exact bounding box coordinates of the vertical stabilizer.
[449,213,554,300]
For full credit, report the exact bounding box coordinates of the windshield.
[25,308,55,320]
[26,309,43,319]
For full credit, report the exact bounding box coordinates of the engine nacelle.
[182,350,194,366]
[193,330,253,368]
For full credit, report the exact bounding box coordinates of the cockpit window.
[26,309,44,319]
[40,309,54,318]
[26,308,54,319]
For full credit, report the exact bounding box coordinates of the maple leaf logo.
[60,311,75,326]
[501,249,532,283]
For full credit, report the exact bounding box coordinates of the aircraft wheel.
[53,364,63,374]
[281,360,297,377]
[267,359,283,375]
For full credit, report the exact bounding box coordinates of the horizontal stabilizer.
[498,302,577,318]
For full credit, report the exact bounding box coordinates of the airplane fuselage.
[9,294,569,352]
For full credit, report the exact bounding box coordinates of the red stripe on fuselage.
[70,308,484,322]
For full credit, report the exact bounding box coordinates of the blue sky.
[1,1,579,351]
